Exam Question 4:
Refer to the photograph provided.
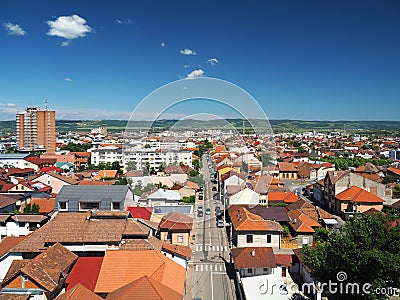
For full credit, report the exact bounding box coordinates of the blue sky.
[0,0,399,121]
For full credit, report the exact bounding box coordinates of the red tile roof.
[66,257,104,291]
[159,211,193,231]
[231,247,276,269]
[228,206,283,232]
[127,207,154,220]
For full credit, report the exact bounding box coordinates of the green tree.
[144,144,151,148]
[31,203,40,213]
[313,227,329,242]
[23,204,32,213]
[182,195,195,204]
[126,161,137,172]
[303,213,400,300]
[297,146,306,153]
[192,159,201,171]
[158,162,167,172]
[133,180,143,195]
[115,177,128,185]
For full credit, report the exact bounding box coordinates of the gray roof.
[57,185,131,201]
[55,185,132,211]
[153,205,193,215]
[0,154,30,159]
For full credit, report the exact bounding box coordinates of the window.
[267,234,272,243]
[19,222,26,227]
[247,268,253,274]
[302,237,309,245]
[79,202,100,211]
[246,234,253,243]
[178,235,183,243]
[263,268,269,274]
[59,202,67,211]
[111,202,120,210]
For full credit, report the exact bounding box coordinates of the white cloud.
[46,15,92,42]
[184,65,191,68]
[180,48,196,55]
[186,69,204,80]
[161,42,165,47]
[116,19,123,24]
[0,103,17,107]
[64,78,72,82]
[4,23,26,36]
[207,58,219,66]
[61,40,71,47]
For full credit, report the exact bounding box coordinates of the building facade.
[16,107,56,154]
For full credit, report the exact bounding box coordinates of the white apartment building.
[90,145,123,165]
[123,148,193,170]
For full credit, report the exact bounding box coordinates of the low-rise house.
[287,210,321,247]
[0,236,27,283]
[335,186,384,218]
[324,170,392,209]
[141,189,181,206]
[158,211,193,247]
[287,198,337,228]
[1,243,77,300]
[278,162,298,180]
[33,172,79,194]
[229,188,260,206]
[9,211,152,256]
[55,185,135,212]
[0,154,35,170]
[292,248,314,284]
[0,214,50,237]
[228,206,283,248]
[94,250,185,298]
[231,247,289,300]
[161,243,191,268]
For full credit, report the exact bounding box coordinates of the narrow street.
[185,153,236,300]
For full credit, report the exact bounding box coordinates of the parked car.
[198,204,203,212]
[217,219,224,227]
[212,186,217,191]
[197,211,203,217]
[198,192,203,200]
[215,206,221,212]
[205,208,211,215]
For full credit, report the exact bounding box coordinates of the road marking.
[220,265,224,272]
[205,264,208,271]
[200,265,203,272]
[214,264,218,271]
[195,265,198,271]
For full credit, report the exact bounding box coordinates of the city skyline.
[1,0,400,121]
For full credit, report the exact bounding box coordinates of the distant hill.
[1,119,400,135]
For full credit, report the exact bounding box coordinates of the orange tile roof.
[94,250,185,295]
[161,243,191,259]
[57,283,102,300]
[228,206,283,232]
[20,198,55,213]
[388,167,400,176]
[93,170,118,181]
[268,191,298,203]
[231,247,276,269]
[0,236,28,258]
[336,186,384,203]
[105,275,182,300]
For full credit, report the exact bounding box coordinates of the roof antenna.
[44,99,48,110]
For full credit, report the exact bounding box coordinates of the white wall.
[0,253,23,282]
[237,232,280,248]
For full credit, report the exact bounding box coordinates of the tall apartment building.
[16,107,56,154]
